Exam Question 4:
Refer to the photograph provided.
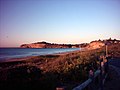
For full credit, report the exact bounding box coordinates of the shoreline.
[0,43,119,90]
[0,47,98,90]
[0,49,81,63]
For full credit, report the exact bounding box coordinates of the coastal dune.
[0,39,120,90]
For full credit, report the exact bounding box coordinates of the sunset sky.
[0,0,120,47]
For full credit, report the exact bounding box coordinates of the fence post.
[99,56,104,90]
[105,44,108,57]
[88,69,94,90]
[105,56,109,73]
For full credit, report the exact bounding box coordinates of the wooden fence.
[73,56,109,90]
[56,55,109,90]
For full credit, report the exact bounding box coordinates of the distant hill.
[20,41,86,48]
[85,38,120,50]
[20,38,120,49]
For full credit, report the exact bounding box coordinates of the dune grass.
[0,43,119,90]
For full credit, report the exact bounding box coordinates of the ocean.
[0,48,80,61]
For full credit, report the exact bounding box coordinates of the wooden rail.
[73,70,100,90]
[72,56,109,90]
[56,55,109,90]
